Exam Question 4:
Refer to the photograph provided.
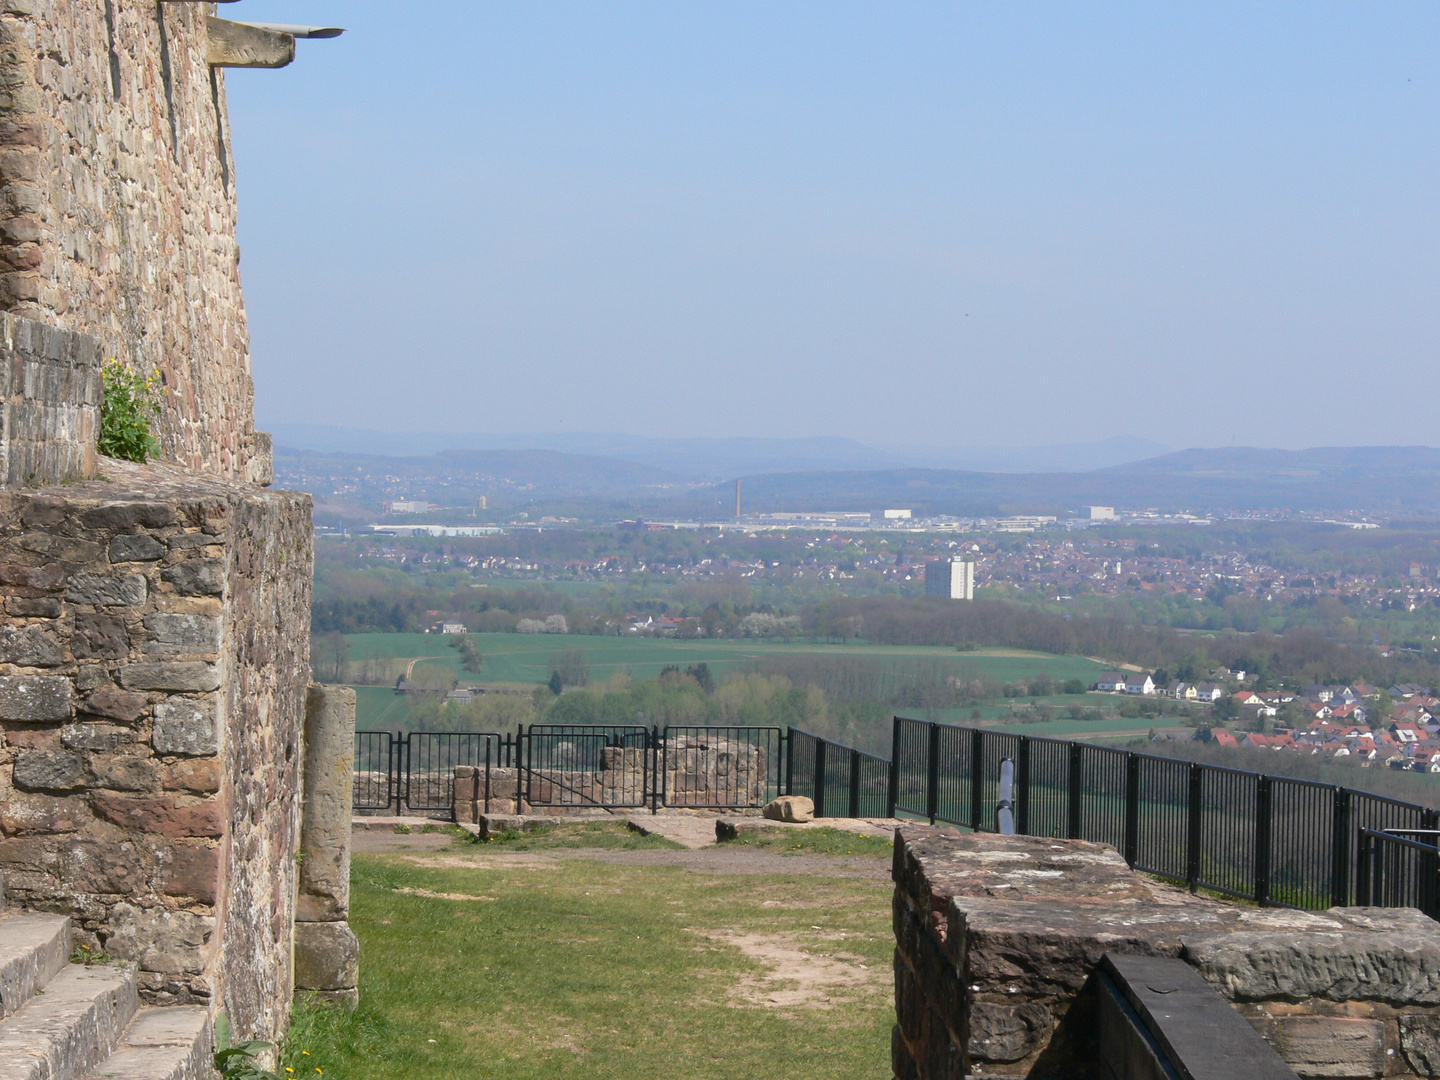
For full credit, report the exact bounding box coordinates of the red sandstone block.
[162,758,220,794]
[0,560,62,590]
[91,793,223,838]
[158,844,220,904]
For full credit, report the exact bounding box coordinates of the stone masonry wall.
[0,1,261,480]
[0,311,102,485]
[893,827,1440,1080]
[0,458,311,1046]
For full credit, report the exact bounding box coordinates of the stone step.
[0,963,138,1080]
[0,913,71,1020]
[87,1006,215,1080]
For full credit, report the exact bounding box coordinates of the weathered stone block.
[0,673,71,718]
[1183,924,1440,1004]
[12,748,83,790]
[1268,1017,1386,1079]
[78,685,149,723]
[152,699,218,755]
[105,903,214,976]
[0,561,63,592]
[72,611,130,659]
[293,921,359,992]
[0,623,62,665]
[968,1001,1052,1064]
[143,612,221,655]
[120,662,220,693]
[90,754,160,792]
[61,721,133,751]
[91,794,223,838]
[298,684,355,922]
[66,571,147,606]
[1400,1014,1440,1076]
[0,791,88,833]
[163,758,220,794]
[158,845,221,905]
[161,560,224,596]
[81,503,174,532]
[763,795,814,823]
[108,533,164,562]
[6,596,60,617]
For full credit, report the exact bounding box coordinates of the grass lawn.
[285,824,894,1080]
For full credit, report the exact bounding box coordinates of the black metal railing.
[889,715,1440,913]
[786,728,891,818]
[661,726,783,809]
[352,730,508,814]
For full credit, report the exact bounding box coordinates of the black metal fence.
[889,716,1440,912]
[353,716,1440,916]
[787,728,891,818]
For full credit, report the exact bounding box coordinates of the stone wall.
[0,312,102,485]
[0,1,262,480]
[0,458,312,1045]
[892,827,1440,1080]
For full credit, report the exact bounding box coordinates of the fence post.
[785,728,795,798]
[970,728,985,831]
[849,747,861,819]
[886,717,900,818]
[1186,763,1203,894]
[1331,787,1352,908]
[1355,831,1372,907]
[484,736,492,815]
[1066,742,1083,840]
[926,722,940,825]
[651,725,661,813]
[814,738,828,819]
[1016,736,1030,836]
[1123,753,1139,868]
[1254,774,1272,907]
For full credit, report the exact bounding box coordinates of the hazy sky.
[227,3,1439,450]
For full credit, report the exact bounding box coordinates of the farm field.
[341,632,1106,686]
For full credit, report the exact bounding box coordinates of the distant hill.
[264,424,1170,480]
[677,446,1440,517]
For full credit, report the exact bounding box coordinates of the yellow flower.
[302,1052,310,1057]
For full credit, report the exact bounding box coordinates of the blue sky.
[225,3,1439,450]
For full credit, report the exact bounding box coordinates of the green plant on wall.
[97,358,161,462]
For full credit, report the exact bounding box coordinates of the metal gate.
[352,730,508,815]
[519,725,651,809]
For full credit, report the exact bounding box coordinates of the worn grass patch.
[474,820,686,851]
[719,825,894,859]
[284,845,892,1079]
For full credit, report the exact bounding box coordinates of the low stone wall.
[892,827,1440,1080]
[0,459,312,1046]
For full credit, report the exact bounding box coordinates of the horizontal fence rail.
[889,715,1440,916]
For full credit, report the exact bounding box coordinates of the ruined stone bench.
[893,827,1440,1080]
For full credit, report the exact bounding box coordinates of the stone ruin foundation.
[892,826,1440,1080]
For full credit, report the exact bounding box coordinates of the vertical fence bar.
[1253,774,1273,907]
[970,728,985,830]
[1186,763,1203,894]
[886,717,900,818]
[789,728,800,806]
[926,722,940,825]
[849,747,861,819]
[814,738,828,819]
[1123,753,1139,867]
[1016,736,1030,836]
[1332,787,1352,908]
[1356,832,1372,906]
[1067,742,1083,840]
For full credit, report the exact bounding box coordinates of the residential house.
[1095,671,1129,692]
[1169,681,1197,701]
[1193,682,1225,703]
[1124,672,1157,695]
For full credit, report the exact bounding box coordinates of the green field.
[341,632,1105,686]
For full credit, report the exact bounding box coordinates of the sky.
[226,3,1440,452]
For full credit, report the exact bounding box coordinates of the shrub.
[97,359,161,462]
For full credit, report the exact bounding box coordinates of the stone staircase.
[0,886,214,1080]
